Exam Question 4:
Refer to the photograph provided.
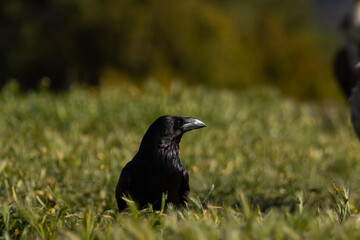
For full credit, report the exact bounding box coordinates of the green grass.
[0,81,359,239]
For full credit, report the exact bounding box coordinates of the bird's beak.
[181,117,206,132]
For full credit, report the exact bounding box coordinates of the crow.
[333,2,360,98]
[350,83,360,139]
[115,115,206,211]
[350,63,360,140]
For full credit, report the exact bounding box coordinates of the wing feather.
[350,82,360,139]
[115,163,133,211]
[179,170,190,206]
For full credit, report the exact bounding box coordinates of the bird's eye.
[174,119,182,127]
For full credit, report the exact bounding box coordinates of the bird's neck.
[138,134,183,166]
[157,143,181,165]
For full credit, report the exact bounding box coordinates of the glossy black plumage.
[333,46,359,98]
[115,115,206,211]
[333,2,360,98]
[350,74,360,140]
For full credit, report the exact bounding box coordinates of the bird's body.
[116,115,205,211]
[350,81,360,139]
[333,1,360,98]
[333,2,360,140]
[116,151,189,210]
[334,45,359,97]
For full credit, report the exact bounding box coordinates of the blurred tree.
[0,0,341,99]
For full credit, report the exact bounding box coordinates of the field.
[0,81,359,239]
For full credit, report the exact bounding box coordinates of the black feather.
[115,115,206,211]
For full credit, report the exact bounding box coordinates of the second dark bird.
[115,115,206,211]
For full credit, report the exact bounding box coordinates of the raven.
[115,115,206,211]
[350,82,360,139]
[350,63,360,140]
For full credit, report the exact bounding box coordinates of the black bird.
[350,63,360,140]
[333,46,359,98]
[350,82,360,139]
[333,2,360,98]
[115,115,206,211]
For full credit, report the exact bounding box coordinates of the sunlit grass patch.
[0,81,359,239]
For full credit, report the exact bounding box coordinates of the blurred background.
[0,0,355,100]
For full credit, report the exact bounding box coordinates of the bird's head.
[139,115,206,152]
